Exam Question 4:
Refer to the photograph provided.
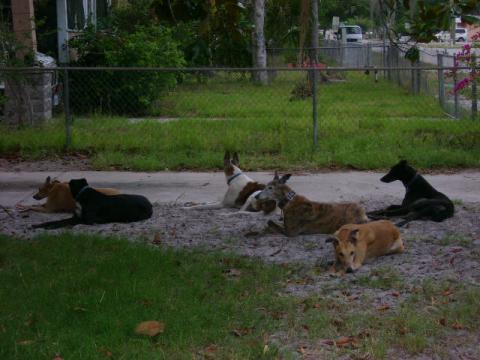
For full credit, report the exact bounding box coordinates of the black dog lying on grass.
[32,179,152,229]
[368,160,454,226]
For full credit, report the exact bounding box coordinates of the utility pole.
[450,0,455,45]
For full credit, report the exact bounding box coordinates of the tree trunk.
[253,0,268,85]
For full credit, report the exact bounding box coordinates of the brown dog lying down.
[255,172,368,236]
[16,176,119,213]
[327,220,405,274]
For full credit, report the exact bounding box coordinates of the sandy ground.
[1,169,480,358]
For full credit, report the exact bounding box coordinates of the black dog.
[368,160,454,226]
[32,179,153,229]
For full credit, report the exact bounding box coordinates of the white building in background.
[56,0,111,63]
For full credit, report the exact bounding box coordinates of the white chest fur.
[75,202,83,217]
[223,174,253,207]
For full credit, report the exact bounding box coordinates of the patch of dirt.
[0,155,93,172]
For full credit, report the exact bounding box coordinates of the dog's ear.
[279,174,291,184]
[232,152,239,166]
[273,171,279,181]
[349,229,359,244]
[224,151,231,165]
[46,176,51,184]
[326,236,339,246]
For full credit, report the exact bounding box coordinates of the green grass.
[1,72,480,171]
[0,234,292,359]
[1,233,480,359]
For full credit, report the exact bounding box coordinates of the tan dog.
[16,176,120,213]
[256,172,368,236]
[327,220,405,273]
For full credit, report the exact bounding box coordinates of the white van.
[336,25,363,44]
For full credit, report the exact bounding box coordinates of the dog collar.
[278,191,296,209]
[286,191,296,201]
[405,173,419,191]
[227,172,242,185]
[75,185,90,200]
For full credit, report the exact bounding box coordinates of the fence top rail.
[0,65,472,72]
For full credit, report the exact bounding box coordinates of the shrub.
[68,24,185,115]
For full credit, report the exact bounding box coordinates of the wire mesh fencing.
[1,64,479,169]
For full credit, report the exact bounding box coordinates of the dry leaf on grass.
[134,320,165,337]
[376,304,391,311]
[198,344,218,359]
[321,336,358,348]
[17,340,34,346]
[152,233,162,245]
[442,289,454,296]
[223,268,242,277]
[451,321,464,330]
[439,318,447,326]
[391,291,400,297]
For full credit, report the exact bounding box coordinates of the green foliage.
[68,23,184,115]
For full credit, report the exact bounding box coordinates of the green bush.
[69,24,185,115]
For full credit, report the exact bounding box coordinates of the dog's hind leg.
[367,205,402,216]
[32,216,81,229]
[182,202,224,210]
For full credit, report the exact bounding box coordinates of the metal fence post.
[311,68,318,147]
[472,54,478,120]
[437,53,445,110]
[453,69,459,119]
[63,67,72,148]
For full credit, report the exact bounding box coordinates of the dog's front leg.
[267,220,287,235]
[367,204,402,216]
[32,216,81,229]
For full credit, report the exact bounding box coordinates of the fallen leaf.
[224,268,242,277]
[199,344,218,359]
[298,346,307,354]
[231,328,252,337]
[391,291,400,297]
[313,303,322,309]
[53,355,64,360]
[377,304,391,311]
[321,339,335,346]
[335,336,354,347]
[17,340,34,346]
[271,311,287,320]
[451,321,464,330]
[99,348,113,358]
[439,318,447,326]
[442,289,454,296]
[398,327,408,335]
[450,247,463,253]
[134,321,165,337]
[152,233,162,245]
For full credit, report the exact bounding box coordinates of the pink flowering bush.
[451,32,479,94]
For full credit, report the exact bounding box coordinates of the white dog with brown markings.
[184,151,276,214]
[327,220,405,274]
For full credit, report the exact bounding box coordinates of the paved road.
[1,171,479,208]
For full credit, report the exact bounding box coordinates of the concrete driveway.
[1,170,479,208]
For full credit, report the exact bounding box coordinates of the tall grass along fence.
[0,62,479,170]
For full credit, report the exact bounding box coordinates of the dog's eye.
[339,253,344,257]
[350,251,354,256]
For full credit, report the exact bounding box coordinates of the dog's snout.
[346,267,354,273]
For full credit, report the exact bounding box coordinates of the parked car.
[336,25,363,44]
[455,27,468,42]
[435,28,468,42]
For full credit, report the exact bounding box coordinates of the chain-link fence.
[268,41,479,120]
[1,63,479,169]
